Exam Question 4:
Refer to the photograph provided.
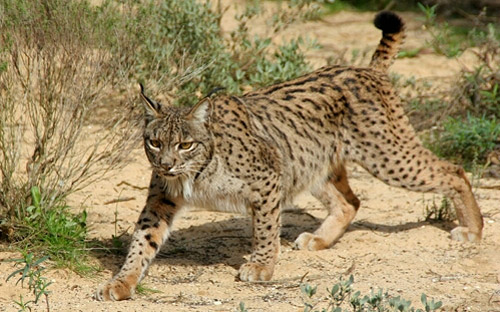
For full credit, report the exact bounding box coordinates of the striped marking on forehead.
[154,112,192,144]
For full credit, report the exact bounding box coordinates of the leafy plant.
[398,48,422,59]
[460,64,500,118]
[424,196,455,222]
[109,0,317,105]
[427,114,500,170]
[300,275,443,312]
[418,3,463,57]
[5,252,52,312]
[13,186,90,272]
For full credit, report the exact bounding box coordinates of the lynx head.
[140,85,213,186]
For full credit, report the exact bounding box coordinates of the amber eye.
[178,142,194,150]
[148,139,161,149]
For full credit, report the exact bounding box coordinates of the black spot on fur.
[162,198,176,207]
[149,241,159,250]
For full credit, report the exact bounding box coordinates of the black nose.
[162,163,172,171]
[160,157,174,172]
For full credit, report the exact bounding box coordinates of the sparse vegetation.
[240,275,442,312]
[424,196,455,222]
[20,186,90,272]
[0,0,134,272]
[418,3,464,57]
[300,276,442,312]
[135,282,162,296]
[5,252,52,312]
[302,276,443,312]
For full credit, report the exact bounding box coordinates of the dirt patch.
[1,8,499,312]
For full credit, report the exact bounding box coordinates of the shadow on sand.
[91,209,455,275]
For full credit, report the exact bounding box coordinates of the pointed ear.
[187,98,211,124]
[139,83,162,118]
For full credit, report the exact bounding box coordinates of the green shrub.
[20,187,89,272]
[111,0,316,105]
[427,114,500,169]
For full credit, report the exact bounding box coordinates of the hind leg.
[443,165,483,241]
[295,165,360,251]
[354,145,483,242]
[330,165,360,210]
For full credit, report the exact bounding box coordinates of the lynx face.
[142,101,213,182]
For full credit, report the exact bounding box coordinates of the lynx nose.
[161,163,173,172]
[160,158,174,172]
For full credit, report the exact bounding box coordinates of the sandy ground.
[1,6,499,312]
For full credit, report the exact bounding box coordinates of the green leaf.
[30,186,41,208]
[6,267,25,283]
[32,255,49,267]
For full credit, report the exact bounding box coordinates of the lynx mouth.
[155,167,181,179]
[161,172,180,179]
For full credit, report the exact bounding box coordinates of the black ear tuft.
[139,83,161,118]
[206,86,226,98]
[374,11,404,34]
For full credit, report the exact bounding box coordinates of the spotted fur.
[96,11,482,301]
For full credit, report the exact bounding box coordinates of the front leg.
[239,184,282,282]
[96,173,180,301]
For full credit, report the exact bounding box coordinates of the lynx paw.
[95,279,134,301]
[450,226,481,243]
[294,232,328,251]
[239,262,274,282]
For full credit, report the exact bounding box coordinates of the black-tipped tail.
[374,11,404,34]
[369,11,405,72]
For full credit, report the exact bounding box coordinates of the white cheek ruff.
[182,178,193,199]
[163,176,194,199]
[164,177,183,198]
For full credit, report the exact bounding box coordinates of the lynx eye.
[147,139,162,150]
[178,142,194,150]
